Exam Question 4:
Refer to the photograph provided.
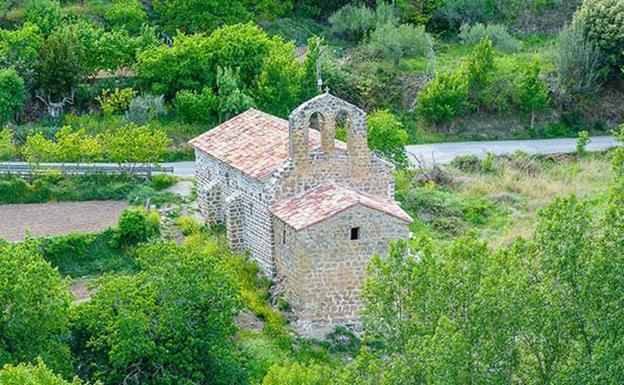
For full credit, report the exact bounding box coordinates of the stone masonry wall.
[195,150,276,275]
[273,205,410,338]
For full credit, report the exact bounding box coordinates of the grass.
[397,151,614,246]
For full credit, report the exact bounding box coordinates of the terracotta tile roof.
[269,184,413,230]
[188,109,344,180]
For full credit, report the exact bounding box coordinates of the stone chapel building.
[189,93,412,337]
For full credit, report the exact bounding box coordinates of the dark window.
[282,229,287,244]
[350,227,360,240]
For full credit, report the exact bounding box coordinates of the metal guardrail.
[0,162,174,176]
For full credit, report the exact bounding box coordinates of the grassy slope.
[398,151,613,246]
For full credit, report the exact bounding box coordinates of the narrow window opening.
[282,229,287,244]
[350,227,360,240]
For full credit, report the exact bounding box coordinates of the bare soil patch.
[0,200,128,242]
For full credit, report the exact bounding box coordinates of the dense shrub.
[366,109,409,166]
[96,87,137,115]
[329,2,398,42]
[395,0,442,24]
[0,127,17,160]
[555,22,607,96]
[100,123,171,169]
[124,94,165,125]
[0,23,43,88]
[573,0,624,68]
[103,0,147,34]
[0,68,25,125]
[459,23,521,52]
[416,70,469,126]
[114,207,160,246]
[0,242,72,374]
[0,360,82,385]
[174,88,217,123]
[72,241,245,385]
[361,23,434,65]
[514,58,550,129]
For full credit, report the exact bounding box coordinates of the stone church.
[189,93,412,337]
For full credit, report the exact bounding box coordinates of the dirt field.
[0,201,128,242]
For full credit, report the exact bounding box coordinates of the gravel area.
[0,200,128,242]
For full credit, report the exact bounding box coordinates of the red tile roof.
[188,109,344,180]
[269,184,413,230]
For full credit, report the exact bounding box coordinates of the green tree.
[0,127,17,161]
[54,126,102,163]
[573,0,624,69]
[366,109,409,167]
[100,123,171,172]
[103,0,147,35]
[361,22,433,66]
[0,243,72,374]
[464,37,494,110]
[72,242,244,385]
[35,24,86,102]
[0,22,44,88]
[22,0,63,36]
[255,38,303,117]
[515,58,550,129]
[416,70,469,128]
[395,0,442,24]
[153,0,291,34]
[21,132,57,165]
[0,69,25,125]
[216,66,255,121]
[174,88,218,123]
[262,362,333,385]
[135,33,211,98]
[0,360,83,385]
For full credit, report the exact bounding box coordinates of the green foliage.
[0,68,25,125]
[0,22,44,87]
[0,360,83,385]
[576,130,590,154]
[96,87,137,116]
[114,207,160,246]
[0,242,72,374]
[0,127,16,161]
[22,0,63,36]
[100,123,171,168]
[176,215,202,236]
[35,23,86,99]
[464,37,495,108]
[416,70,469,126]
[174,88,217,123]
[22,126,102,164]
[329,2,398,42]
[72,241,245,385]
[459,23,522,52]
[216,66,255,121]
[395,0,441,24]
[135,33,210,98]
[262,362,333,385]
[479,151,495,173]
[573,0,624,68]
[124,94,165,125]
[515,58,550,129]
[103,0,147,35]
[361,23,433,66]
[555,22,606,96]
[21,132,57,164]
[366,109,408,166]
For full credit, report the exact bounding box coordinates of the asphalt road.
[2,136,619,178]
[405,135,619,166]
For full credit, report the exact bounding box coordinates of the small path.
[406,136,619,165]
[163,180,194,197]
[0,200,128,242]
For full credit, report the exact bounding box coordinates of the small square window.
[350,227,360,240]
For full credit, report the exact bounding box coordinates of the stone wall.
[195,150,276,275]
[273,205,410,338]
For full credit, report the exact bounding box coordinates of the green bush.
[555,22,606,96]
[361,22,434,66]
[176,215,202,236]
[174,88,217,123]
[150,174,177,190]
[573,0,624,68]
[103,0,147,34]
[0,127,17,161]
[114,207,159,246]
[0,360,82,385]
[416,70,469,127]
[367,109,409,166]
[329,2,398,42]
[124,94,165,125]
[96,87,137,116]
[0,68,25,125]
[459,23,521,52]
